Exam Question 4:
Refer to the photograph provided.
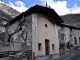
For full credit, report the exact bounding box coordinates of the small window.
[70,35,72,41]
[45,24,47,28]
[79,37,80,44]
[52,44,54,50]
[38,43,41,50]
[61,26,63,30]
[74,37,77,45]
[70,28,72,32]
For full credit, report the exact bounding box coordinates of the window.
[60,33,65,41]
[71,44,73,48]
[52,44,54,50]
[70,28,72,32]
[61,26,63,30]
[79,37,80,44]
[38,43,41,50]
[45,24,47,28]
[66,42,71,50]
[74,37,77,45]
[70,35,72,41]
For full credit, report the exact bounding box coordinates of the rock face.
[0,3,20,26]
[0,10,12,26]
[0,3,20,18]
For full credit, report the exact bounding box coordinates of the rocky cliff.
[0,3,20,18]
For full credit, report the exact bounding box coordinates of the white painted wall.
[36,13,59,56]
[32,13,38,56]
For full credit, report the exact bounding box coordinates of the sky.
[1,0,80,15]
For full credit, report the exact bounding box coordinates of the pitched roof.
[5,5,64,26]
[60,14,80,28]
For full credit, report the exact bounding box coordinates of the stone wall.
[57,25,80,55]
[0,15,32,60]
[5,15,32,50]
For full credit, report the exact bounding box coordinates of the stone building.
[4,5,63,60]
[58,14,80,55]
[1,4,80,60]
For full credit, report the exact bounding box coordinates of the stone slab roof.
[5,5,64,26]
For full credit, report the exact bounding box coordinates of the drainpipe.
[32,52,35,60]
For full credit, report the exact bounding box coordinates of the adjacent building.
[58,14,80,55]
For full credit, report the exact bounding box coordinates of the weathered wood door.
[45,39,49,55]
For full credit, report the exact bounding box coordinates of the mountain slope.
[0,3,20,18]
[60,14,80,28]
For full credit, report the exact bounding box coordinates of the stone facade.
[0,15,32,60]
[5,14,32,50]
[57,25,80,55]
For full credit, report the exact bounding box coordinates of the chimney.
[46,2,47,7]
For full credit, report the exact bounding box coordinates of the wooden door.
[45,39,49,55]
